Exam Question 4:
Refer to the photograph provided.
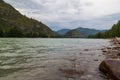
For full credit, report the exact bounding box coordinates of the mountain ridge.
[0,0,54,37]
[56,27,106,37]
[88,20,120,38]
[65,29,86,38]
[56,29,71,35]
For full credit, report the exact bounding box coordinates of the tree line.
[88,20,120,38]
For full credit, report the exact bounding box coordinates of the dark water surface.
[0,38,110,80]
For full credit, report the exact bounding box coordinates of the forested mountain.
[76,27,105,36]
[64,29,86,38]
[0,0,54,37]
[88,21,120,38]
[56,29,70,35]
[56,27,105,36]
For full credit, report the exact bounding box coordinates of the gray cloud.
[4,0,120,30]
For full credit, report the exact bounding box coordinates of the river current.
[0,38,110,80]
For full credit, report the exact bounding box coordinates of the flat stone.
[102,50,107,52]
[84,49,89,51]
[94,59,99,61]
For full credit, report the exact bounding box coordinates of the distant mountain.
[56,27,105,37]
[0,0,54,37]
[76,27,105,36]
[56,29,71,35]
[64,29,86,38]
[88,20,120,38]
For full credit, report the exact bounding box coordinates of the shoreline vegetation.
[99,37,120,80]
[88,21,120,38]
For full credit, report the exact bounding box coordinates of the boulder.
[99,59,120,80]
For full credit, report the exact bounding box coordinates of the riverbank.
[102,38,120,59]
[100,38,120,80]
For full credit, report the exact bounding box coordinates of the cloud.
[4,0,120,30]
[47,13,120,30]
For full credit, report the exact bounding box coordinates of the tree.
[8,27,23,37]
[88,20,120,38]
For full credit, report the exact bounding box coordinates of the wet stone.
[99,59,120,80]
[68,78,74,80]
[94,59,99,61]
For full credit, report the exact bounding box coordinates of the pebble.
[94,59,99,61]
[68,78,74,80]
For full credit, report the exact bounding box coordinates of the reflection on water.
[0,38,110,80]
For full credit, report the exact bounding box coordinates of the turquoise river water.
[0,38,110,80]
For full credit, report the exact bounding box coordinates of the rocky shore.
[100,38,120,80]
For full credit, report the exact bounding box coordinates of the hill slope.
[76,27,105,36]
[56,27,105,36]
[56,29,70,35]
[0,0,54,37]
[65,29,85,38]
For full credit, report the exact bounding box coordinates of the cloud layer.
[4,0,120,30]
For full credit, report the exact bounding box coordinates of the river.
[0,38,110,80]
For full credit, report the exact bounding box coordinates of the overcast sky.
[4,0,120,30]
